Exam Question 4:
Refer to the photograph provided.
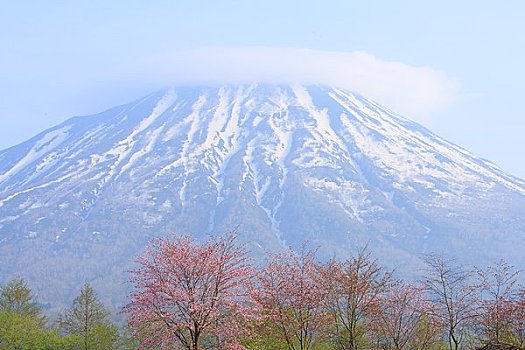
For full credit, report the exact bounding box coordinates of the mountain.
[1,84,524,312]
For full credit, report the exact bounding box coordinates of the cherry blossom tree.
[124,232,254,350]
[251,247,329,350]
[322,247,393,350]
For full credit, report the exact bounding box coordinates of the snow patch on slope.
[104,90,177,181]
[0,125,71,184]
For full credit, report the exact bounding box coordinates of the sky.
[0,1,524,178]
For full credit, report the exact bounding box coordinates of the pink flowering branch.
[124,231,255,350]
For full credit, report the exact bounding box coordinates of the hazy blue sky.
[1,1,524,177]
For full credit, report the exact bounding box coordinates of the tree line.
[1,232,524,350]
[0,278,125,349]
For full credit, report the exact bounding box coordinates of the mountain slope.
[0,84,524,311]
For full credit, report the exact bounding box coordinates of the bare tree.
[422,253,480,350]
[251,247,329,350]
[322,247,393,350]
[511,288,525,347]
[374,282,438,350]
[477,259,522,344]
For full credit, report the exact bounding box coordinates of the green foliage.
[328,321,372,350]
[58,283,119,350]
[0,277,43,323]
[115,326,139,350]
[244,335,335,350]
[0,311,81,350]
[242,329,288,349]
[84,323,120,350]
[408,313,444,350]
[0,278,80,349]
[0,279,129,349]
[243,316,336,350]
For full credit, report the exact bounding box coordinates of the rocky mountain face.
[0,84,524,311]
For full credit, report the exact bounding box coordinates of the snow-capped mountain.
[1,84,524,310]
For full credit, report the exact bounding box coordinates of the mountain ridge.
[0,84,524,311]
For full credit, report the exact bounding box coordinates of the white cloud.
[131,47,459,121]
